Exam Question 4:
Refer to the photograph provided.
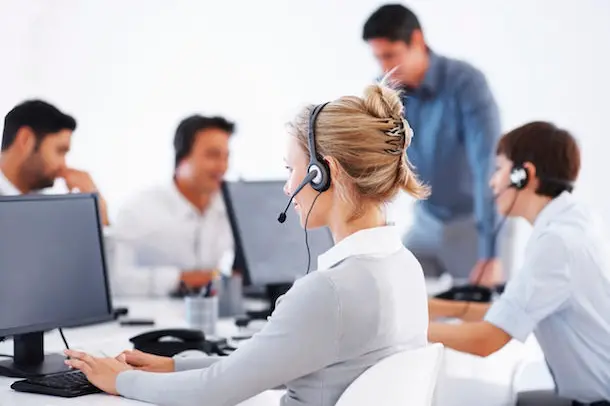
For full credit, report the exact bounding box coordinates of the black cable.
[59,328,70,351]
[458,190,519,318]
[304,192,323,275]
[0,332,69,360]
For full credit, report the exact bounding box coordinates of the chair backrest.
[336,343,445,406]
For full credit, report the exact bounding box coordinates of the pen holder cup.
[185,296,218,335]
[218,274,244,318]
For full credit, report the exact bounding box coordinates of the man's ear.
[14,126,36,154]
[410,29,426,50]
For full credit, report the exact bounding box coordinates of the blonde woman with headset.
[65,81,430,406]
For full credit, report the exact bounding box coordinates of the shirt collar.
[420,49,442,95]
[0,170,22,196]
[533,191,575,230]
[377,49,441,98]
[317,225,404,270]
[403,48,441,98]
[169,180,224,218]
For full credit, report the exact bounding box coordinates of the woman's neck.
[329,205,386,244]
[522,194,553,225]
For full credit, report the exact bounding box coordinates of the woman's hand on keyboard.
[64,349,133,395]
[117,350,175,373]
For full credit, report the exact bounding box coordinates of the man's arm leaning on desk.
[109,241,183,297]
[108,200,228,297]
[109,243,217,297]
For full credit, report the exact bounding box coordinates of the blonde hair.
[289,82,430,219]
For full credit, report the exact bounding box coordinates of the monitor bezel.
[0,193,114,338]
[221,179,334,287]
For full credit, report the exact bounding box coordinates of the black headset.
[509,164,529,190]
[509,164,574,192]
[277,102,330,223]
[306,102,331,193]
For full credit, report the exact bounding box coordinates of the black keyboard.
[11,370,101,398]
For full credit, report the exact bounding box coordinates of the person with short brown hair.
[1,99,109,225]
[428,121,610,405]
[363,3,504,286]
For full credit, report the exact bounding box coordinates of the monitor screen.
[223,180,335,286]
[0,194,112,337]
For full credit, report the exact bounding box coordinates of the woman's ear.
[523,161,538,190]
[323,156,341,185]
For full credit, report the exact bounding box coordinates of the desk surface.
[0,297,552,406]
[0,299,274,406]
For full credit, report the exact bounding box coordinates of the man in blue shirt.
[363,4,503,285]
[428,121,610,405]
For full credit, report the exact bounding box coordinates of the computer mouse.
[175,349,208,358]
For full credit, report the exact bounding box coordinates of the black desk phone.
[130,328,236,357]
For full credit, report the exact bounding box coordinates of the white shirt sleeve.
[113,204,201,265]
[108,189,234,297]
[108,240,181,297]
[108,199,189,297]
[485,232,572,341]
[115,272,341,406]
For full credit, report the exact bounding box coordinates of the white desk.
[0,299,282,406]
[0,298,550,406]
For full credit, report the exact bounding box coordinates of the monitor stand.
[0,332,71,378]
[246,283,292,320]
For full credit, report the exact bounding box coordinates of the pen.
[202,281,213,297]
[179,280,190,297]
[184,280,199,297]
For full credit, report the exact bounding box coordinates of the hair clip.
[385,120,406,138]
[384,137,405,155]
[384,148,404,155]
[404,119,413,145]
[383,117,411,155]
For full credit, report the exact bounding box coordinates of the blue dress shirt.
[400,50,501,259]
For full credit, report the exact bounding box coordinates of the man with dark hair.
[428,122,610,405]
[111,115,235,297]
[363,4,504,286]
[0,99,109,225]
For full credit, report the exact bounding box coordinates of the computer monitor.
[222,180,335,314]
[0,193,113,378]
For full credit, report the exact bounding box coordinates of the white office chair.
[237,390,285,406]
[336,343,445,406]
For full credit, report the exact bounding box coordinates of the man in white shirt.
[427,121,610,405]
[0,100,109,225]
[111,115,234,297]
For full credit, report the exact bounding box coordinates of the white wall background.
[1,0,609,271]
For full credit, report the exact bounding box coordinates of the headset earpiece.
[307,103,331,193]
[509,164,529,190]
[277,102,331,224]
[308,160,330,193]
